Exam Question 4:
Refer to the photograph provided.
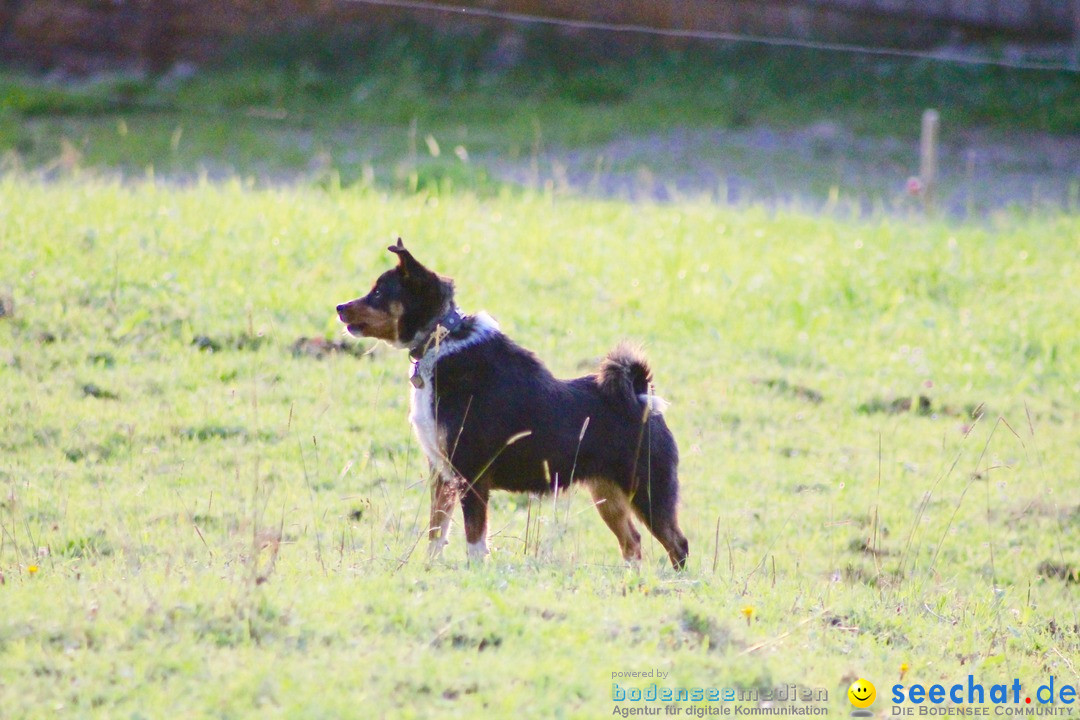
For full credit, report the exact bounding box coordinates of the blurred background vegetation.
[1,2,1078,210]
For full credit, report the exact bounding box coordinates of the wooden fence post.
[1072,0,1080,69]
[920,109,939,211]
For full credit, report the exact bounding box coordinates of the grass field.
[2,37,1079,718]
[2,175,1078,718]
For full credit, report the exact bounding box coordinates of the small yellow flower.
[27,565,39,575]
[900,663,910,681]
[741,606,755,625]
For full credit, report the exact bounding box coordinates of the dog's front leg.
[428,471,456,561]
[461,480,490,563]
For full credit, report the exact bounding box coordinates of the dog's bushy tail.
[598,343,667,414]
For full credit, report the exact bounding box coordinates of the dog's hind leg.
[460,480,490,563]
[629,468,689,571]
[428,470,456,561]
[589,480,642,564]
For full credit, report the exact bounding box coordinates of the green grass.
[1,177,1078,718]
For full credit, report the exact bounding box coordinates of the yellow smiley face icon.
[848,679,876,708]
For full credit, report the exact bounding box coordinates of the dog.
[336,239,689,569]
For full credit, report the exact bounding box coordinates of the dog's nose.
[336,303,347,314]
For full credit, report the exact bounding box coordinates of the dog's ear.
[387,238,428,280]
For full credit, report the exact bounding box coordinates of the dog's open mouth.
[336,301,398,342]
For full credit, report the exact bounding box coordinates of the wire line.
[342,0,1080,73]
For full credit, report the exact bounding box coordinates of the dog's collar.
[408,307,465,389]
[439,306,465,334]
[410,306,464,359]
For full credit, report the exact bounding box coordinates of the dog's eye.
[371,288,382,299]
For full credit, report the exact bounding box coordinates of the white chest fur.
[408,364,450,478]
[407,312,500,480]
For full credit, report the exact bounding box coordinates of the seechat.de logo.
[849,679,877,717]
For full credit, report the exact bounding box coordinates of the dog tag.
[410,371,425,389]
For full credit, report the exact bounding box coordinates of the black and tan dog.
[336,240,689,569]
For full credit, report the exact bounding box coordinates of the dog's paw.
[427,537,449,562]
[466,540,489,564]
